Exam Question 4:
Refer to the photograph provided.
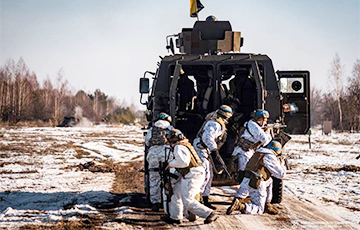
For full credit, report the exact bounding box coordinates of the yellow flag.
[190,0,204,17]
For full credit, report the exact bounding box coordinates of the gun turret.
[176,21,244,55]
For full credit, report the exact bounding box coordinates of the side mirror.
[139,78,149,94]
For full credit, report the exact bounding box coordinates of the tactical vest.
[148,126,168,146]
[244,150,273,189]
[176,139,202,176]
[235,122,262,151]
[196,112,227,150]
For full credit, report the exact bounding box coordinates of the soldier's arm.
[144,127,152,146]
[168,145,190,168]
[263,154,286,179]
[248,121,272,145]
[202,121,221,151]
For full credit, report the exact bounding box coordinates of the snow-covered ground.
[0,124,144,229]
[283,128,360,225]
[0,125,359,228]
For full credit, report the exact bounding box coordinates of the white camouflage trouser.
[169,166,213,220]
[147,145,172,204]
[193,141,213,196]
[235,177,273,214]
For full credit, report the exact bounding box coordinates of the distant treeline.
[311,56,360,131]
[0,58,142,125]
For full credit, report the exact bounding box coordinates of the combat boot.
[187,211,196,222]
[265,202,279,215]
[204,212,219,224]
[203,196,217,210]
[161,215,181,225]
[226,197,245,215]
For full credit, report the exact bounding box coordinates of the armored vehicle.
[139,20,310,203]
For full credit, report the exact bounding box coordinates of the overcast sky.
[1,0,359,109]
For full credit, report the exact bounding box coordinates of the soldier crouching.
[161,129,218,225]
[226,141,286,215]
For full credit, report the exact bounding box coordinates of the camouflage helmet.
[157,112,172,123]
[266,141,282,155]
[252,109,270,121]
[166,129,185,143]
[216,105,233,119]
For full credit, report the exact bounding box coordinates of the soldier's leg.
[181,167,215,222]
[227,178,250,215]
[147,152,162,206]
[264,178,279,214]
[202,161,217,210]
[169,179,183,221]
[243,182,267,214]
[265,178,273,203]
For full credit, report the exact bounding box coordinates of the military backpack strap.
[175,139,202,176]
[214,116,228,149]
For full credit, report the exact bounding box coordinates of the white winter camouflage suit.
[232,119,272,171]
[168,144,213,221]
[235,147,286,214]
[145,120,173,204]
[193,120,224,196]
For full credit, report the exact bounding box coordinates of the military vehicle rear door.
[277,71,310,134]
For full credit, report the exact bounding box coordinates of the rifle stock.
[210,150,233,179]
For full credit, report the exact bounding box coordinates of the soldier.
[161,129,218,224]
[226,141,286,215]
[193,105,233,209]
[145,112,174,211]
[232,109,272,183]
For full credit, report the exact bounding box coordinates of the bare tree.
[310,87,322,126]
[347,59,360,131]
[329,53,344,131]
[53,69,69,125]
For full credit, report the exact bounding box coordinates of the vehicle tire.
[271,177,282,203]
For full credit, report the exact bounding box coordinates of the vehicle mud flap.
[271,177,283,204]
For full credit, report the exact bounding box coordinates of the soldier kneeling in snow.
[161,129,218,224]
[226,141,286,215]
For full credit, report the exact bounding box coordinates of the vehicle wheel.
[271,177,282,203]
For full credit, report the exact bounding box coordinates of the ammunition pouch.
[237,170,245,183]
[236,137,262,151]
[244,170,264,189]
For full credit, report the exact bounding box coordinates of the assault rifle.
[262,123,287,131]
[210,150,233,179]
[159,147,171,213]
[278,154,291,170]
[159,147,178,214]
